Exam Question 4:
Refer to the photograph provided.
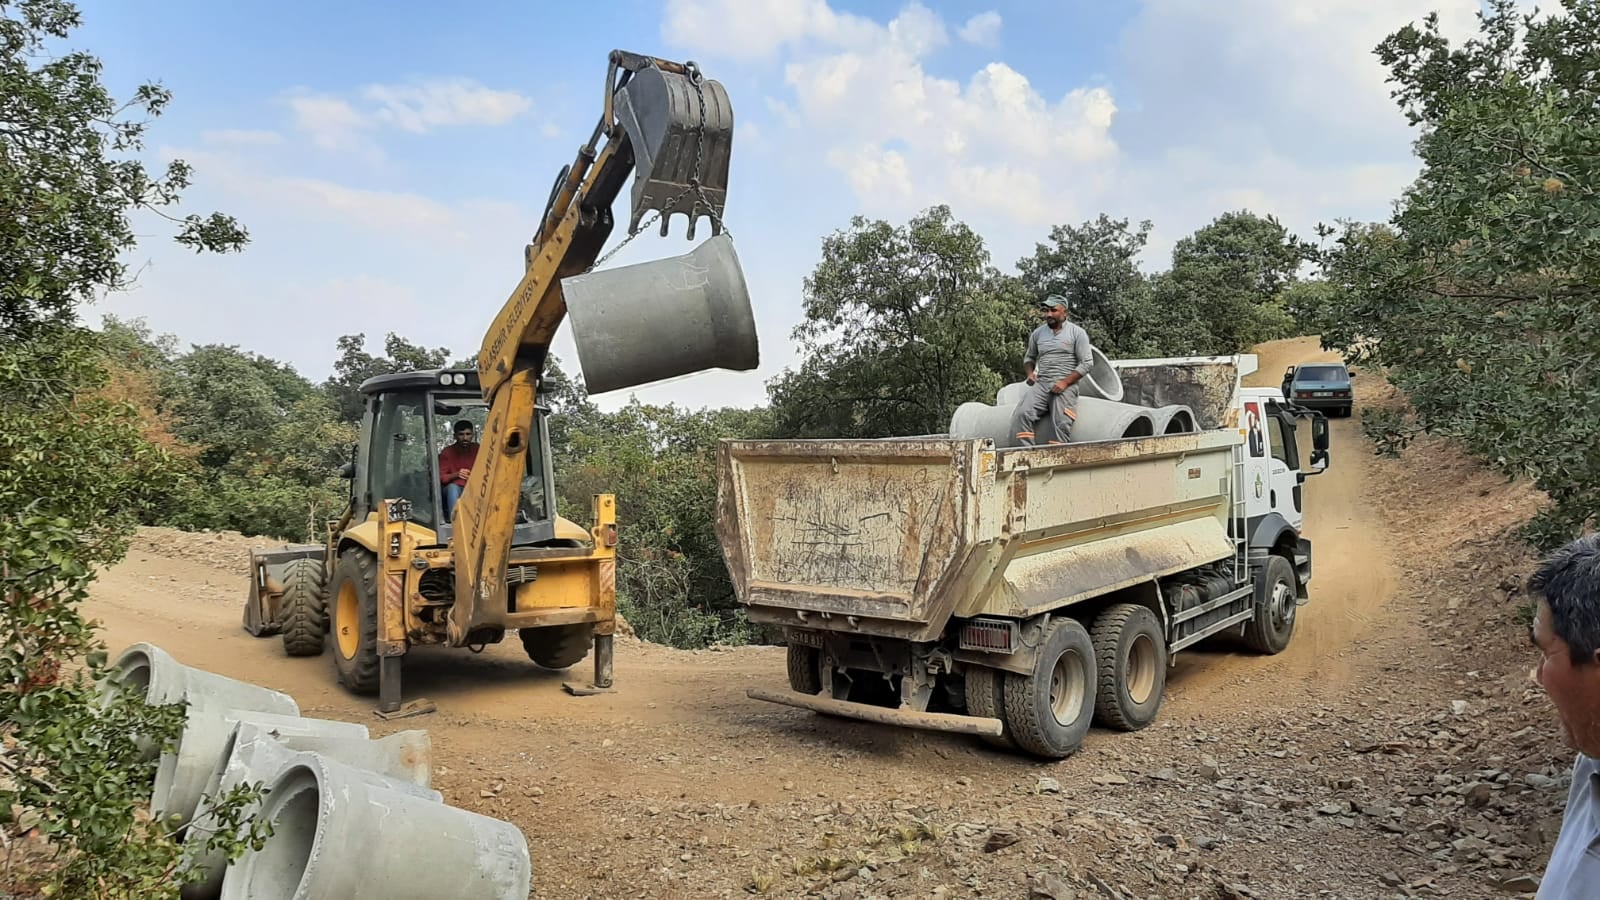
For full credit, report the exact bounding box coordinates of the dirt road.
[84,337,1568,899]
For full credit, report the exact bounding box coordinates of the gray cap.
[1040,294,1069,311]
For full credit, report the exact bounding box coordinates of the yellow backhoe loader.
[241,50,757,718]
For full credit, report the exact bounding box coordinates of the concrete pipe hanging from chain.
[219,750,530,900]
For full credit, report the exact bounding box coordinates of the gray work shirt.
[1539,753,1600,898]
[1024,321,1093,384]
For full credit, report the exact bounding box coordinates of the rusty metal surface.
[746,687,1004,737]
[717,406,1244,640]
[995,518,1234,615]
[717,439,976,627]
[1114,360,1242,431]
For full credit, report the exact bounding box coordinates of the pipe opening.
[1163,411,1195,434]
[1121,415,1155,438]
[246,767,320,897]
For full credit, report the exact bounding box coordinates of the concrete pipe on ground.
[100,643,300,761]
[181,723,433,900]
[154,709,368,832]
[220,751,530,900]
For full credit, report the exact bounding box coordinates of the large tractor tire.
[519,623,593,670]
[1090,603,1166,731]
[1001,617,1097,759]
[786,644,823,694]
[1243,554,1298,655]
[328,547,380,694]
[278,557,328,658]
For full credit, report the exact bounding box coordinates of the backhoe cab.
[242,50,752,718]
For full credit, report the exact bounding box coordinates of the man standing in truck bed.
[1010,294,1095,446]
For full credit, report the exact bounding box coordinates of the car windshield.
[1295,365,1346,382]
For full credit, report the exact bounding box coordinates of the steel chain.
[585,60,728,273]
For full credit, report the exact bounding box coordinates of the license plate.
[1315,391,1331,397]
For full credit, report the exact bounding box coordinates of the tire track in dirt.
[1164,338,1400,714]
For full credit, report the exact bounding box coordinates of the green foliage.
[324,332,452,422]
[0,0,245,339]
[0,3,265,893]
[552,395,775,648]
[767,205,1032,438]
[1318,0,1600,547]
[1153,210,1316,354]
[1017,214,1181,358]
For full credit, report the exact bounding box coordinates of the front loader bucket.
[242,544,323,636]
[613,64,733,240]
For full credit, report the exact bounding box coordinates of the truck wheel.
[328,547,380,695]
[1090,604,1166,731]
[519,623,593,670]
[962,666,1014,749]
[786,644,822,694]
[279,557,328,658]
[1243,554,1297,654]
[1002,617,1097,759]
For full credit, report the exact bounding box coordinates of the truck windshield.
[430,393,551,526]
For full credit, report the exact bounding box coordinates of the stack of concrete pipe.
[100,642,532,899]
[947,347,1198,448]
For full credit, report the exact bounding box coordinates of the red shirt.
[439,441,479,486]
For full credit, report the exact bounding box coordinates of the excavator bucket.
[612,63,733,240]
[241,544,323,636]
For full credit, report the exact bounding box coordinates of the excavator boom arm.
[447,51,734,645]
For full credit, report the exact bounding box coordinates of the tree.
[1160,210,1315,354]
[766,205,1028,438]
[324,332,452,422]
[1319,0,1600,546]
[0,0,245,339]
[1,3,266,893]
[553,400,773,648]
[1016,214,1169,358]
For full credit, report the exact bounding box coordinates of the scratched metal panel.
[996,517,1235,614]
[725,443,969,624]
[1115,361,1241,431]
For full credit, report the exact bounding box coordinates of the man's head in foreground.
[1530,533,1600,756]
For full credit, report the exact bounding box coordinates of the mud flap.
[612,62,732,239]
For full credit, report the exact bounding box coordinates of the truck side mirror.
[338,461,355,479]
[1308,414,1330,472]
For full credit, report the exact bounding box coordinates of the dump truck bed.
[715,427,1243,643]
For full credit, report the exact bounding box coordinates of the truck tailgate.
[715,439,979,632]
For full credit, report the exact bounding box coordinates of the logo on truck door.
[1244,401,1265,458]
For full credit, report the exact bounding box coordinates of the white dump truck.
[713,353,1331,758]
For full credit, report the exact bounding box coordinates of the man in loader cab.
[1009,293,1095,446]
[439,419,478,520]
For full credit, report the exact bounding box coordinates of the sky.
[66,0,1525,412]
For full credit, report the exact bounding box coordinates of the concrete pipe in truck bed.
[714,354,1335,759]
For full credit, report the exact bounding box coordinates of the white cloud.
[282,78,534,155]
[770,5,1116,227]
[201,129,283,146]
[661,0,884,61]
[361,79,532,133]
[958,11,1002,47]
[157,146,525,247]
